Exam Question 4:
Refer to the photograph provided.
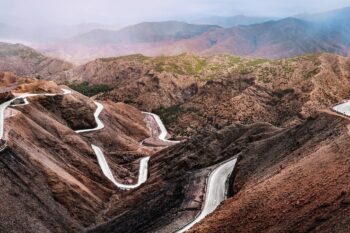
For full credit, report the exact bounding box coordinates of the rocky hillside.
[2,58,350,233]
[88,121,283,233]
[0,42,74,77]
[50,53,350,137]
[49,53,220,109]
[0,76,159,232]
[86,110,350,233]
[160,53,350,136]
[189,111,350,233]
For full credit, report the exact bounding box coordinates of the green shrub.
[69,81,113,97]
[154,105,183,125]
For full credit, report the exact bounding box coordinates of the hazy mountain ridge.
[72,21,221,45]
[189,15,276,28]
[36,7,350,62]
[0,42,74,77]
[163,15,350,58]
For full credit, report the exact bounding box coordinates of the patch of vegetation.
[300,54,322,66]
[153,55,209,76]
[239,66,253,75]
[282,63,295,75]
[100,54,149,63]
[69,81,113,97]
[304,67,320,80]
[154,105,183,126]
[245,59,269,67]
[183,61,195,75]
[228,56,241,66]
[194,58,207,74]
[154,61,166,73]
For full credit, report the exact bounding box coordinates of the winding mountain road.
[0,88,72,139]
[1,86,239,231]
[75,101,104,133]
[73,101,152,190]
[142,112,181,144]
[176,158,237,233]
[75,103,180,190]
[0,88,178,190]
[92,145,150,190]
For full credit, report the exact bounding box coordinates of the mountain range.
[0,42,73,77]
[189,15,275,28]
[1,5,350,233]
[34,7,350,63]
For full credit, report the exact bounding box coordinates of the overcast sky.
[1,0,350,26]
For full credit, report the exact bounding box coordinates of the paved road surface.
[0,88,72,139]
[177,158,237,233]
[75,101,104,133]
[332,101,350,116]
[75,101,151,190]
[92,145,150,190]
[142,112,180,144]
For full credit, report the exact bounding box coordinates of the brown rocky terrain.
[2,77,350,233]
[88,121,283,233]
[0,77,162,232]
[1,48,350,233]
[0,42,74,78]
[49,53,212,110]
[85,110,350,233]
[49,52,350,138]
[160,53,350,136]
[189,111,350,233]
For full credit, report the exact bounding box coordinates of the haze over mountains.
[28,7,350,63]
[1,7,350,63]
[189,15,276,28]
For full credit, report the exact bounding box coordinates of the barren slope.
[0,42,74,77]
[49,53,350,138]
[189,112,350,233]
[0,77,157,232]
[156,53,350,136]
